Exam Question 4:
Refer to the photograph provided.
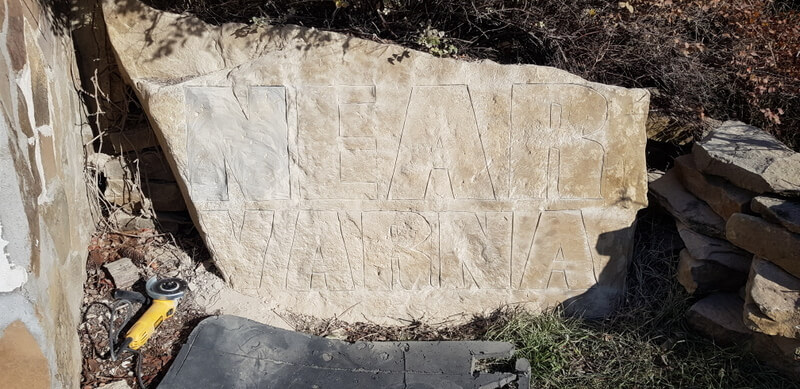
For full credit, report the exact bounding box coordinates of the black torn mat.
[158,315,531,388]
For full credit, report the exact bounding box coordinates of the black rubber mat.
[158,315,531,388]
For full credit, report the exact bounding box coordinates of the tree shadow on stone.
[101,0,350,64]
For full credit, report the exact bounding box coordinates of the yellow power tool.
[99,276,187,388]
[120,276,188,351]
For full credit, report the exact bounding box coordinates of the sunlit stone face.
[104,0,649,322]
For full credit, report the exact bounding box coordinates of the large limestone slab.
[674,155,754,220]
[751,196,800,234]
[649,169,726,238]
[102,0,649,322]
[727,213,800,279]
[692,121,800,196]
[743,258,800,339]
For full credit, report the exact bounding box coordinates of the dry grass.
[294,209,797,388]
[485,210,795,388]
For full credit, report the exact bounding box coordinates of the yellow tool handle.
[124,299,177,350]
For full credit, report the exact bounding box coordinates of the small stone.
[104,124,160,154]
[751,196,800,234]
[674,155,754,220]
[104,178,144,208]
[98,381,132,389]
[743,257,800,339]
[677,249,747,294]
[108,211,156,231]
[692,121,800,196]
[647,170,664,184]
[103,258,140,290]
[726,213,800,279]
[676,223,751,273]
[649,169,726,238]
[686,293,751,346]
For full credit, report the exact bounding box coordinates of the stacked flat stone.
[649,121,800,379]
[88,133,191,232]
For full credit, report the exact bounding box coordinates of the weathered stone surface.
[727,213,800,279]
[103,0,649,322]
[676,223,751,273]
[674,155,754,220]
[108,210,157,231]
[1,0,95,386]
[686,293,751,346]
[677,249,747,294]
[693,121,800,196]
[752,196,800,234]
[103,257,140,289]
[743,257,800,338]
[649,169,726,238]
[92,152,186,212]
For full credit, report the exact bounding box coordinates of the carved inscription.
[388,86,495,200]
[516,211,596,290]
[362,211,439,290]
[285,211,355,291]
[199,209,274,290]
[297,86,378,199]
[235,210,597,291]
[510,84,607,199]
[186,83,616,292]
[440,212,511,289]
[186,87,289,201]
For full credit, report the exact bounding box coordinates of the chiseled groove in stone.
[102,0,649,322]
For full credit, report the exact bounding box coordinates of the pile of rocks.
[87,124,191,233]
[649,121,800,377]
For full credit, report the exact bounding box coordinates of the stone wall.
[0,0,95,387]
[102,0,649,324]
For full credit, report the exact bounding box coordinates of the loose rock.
[649,169,726,238]
[692,121,800,196]
[686,293,751,346]
[98,381,131,389]
[103,257,140,290]
[676,223,751,273]
[677,249,747,294]
[726,213,800,279]
[743,257,800,339]
[751,196,800,234]
[674,155,754,220]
